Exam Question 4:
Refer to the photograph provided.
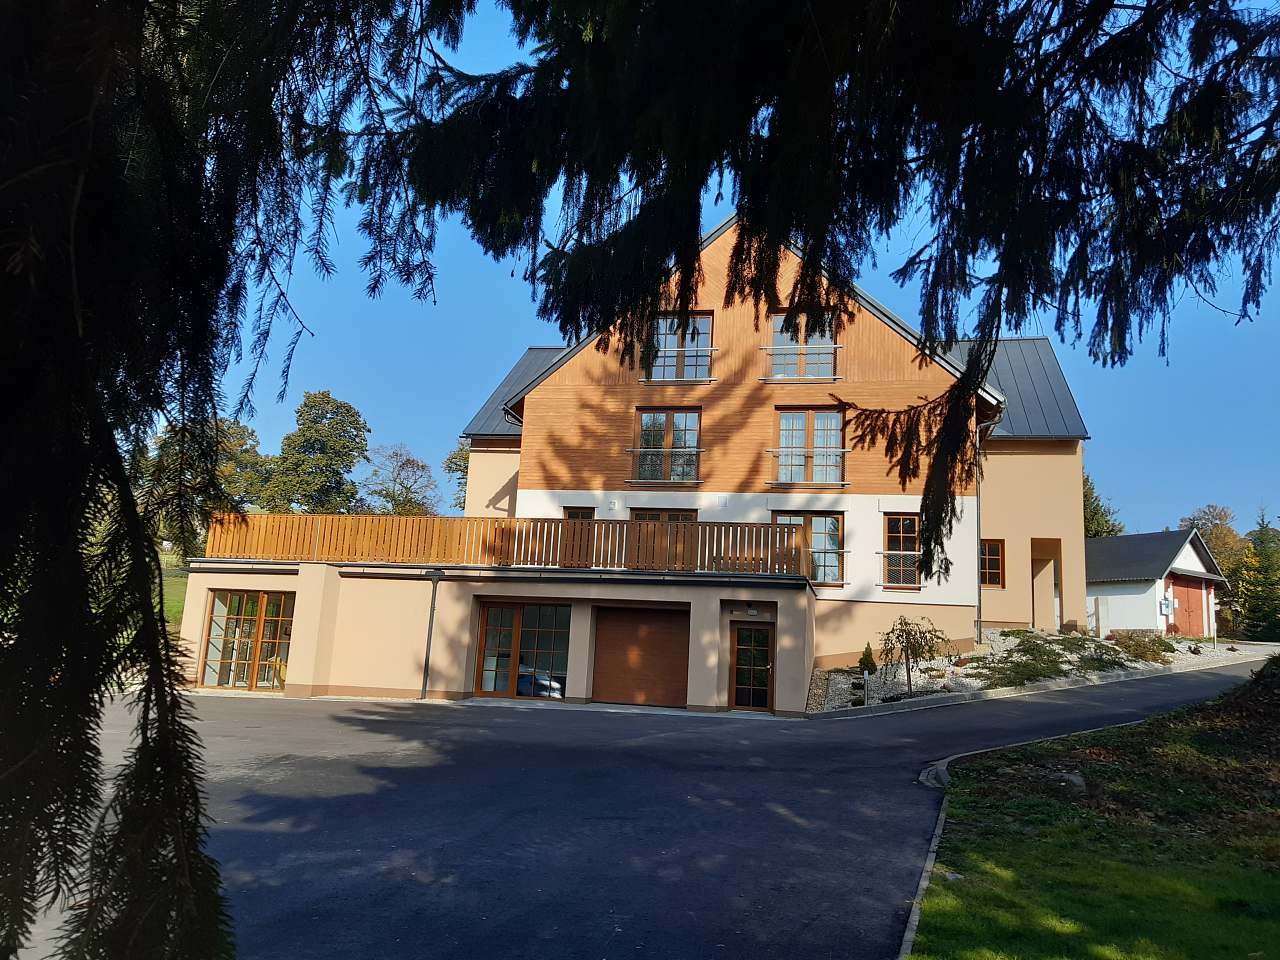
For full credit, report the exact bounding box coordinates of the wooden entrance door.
[1171,577,1204,636]
[731,623,774,711]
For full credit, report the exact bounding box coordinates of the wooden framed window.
[774,409,845,484]
[884,514,922,588]
[476,602,571,700]
[632,409,701,482]
[980,539,1005,587]
[201,590,295,691]
[774,512,844,584]
[630,509,698,523]
[563,507,596,520]
[647,314,713,381]
[769,315,838,379]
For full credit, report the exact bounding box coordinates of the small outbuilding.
[1086,529,1227,638]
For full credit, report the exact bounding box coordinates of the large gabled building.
[181,218,1089,715]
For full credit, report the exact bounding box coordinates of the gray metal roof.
[461,347,564,437]
[954,337,1089,439]
[1086,529,1227,584]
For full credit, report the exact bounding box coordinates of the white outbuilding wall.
[1088,579,1161,636]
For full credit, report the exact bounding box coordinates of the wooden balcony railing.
[205,514,812,577]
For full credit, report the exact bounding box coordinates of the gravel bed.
[816,632,1269,712]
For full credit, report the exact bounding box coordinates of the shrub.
[858,643,878,675]
[879,616,953,694]
[1110,630,1177,664]
[968,637,1071,688]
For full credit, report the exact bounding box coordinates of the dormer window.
[647,315,713,381]
[768,315,837,379]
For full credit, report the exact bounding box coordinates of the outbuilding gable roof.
[1086,529,1227,584]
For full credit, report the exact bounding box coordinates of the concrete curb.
[808,655,1269,721]
[917,718,1146,789]
[896,796,949,960]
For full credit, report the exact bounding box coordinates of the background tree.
[443,440,471,513]
[364,444,440,515]
[1083,473,1125,539]
[218,420,275,509]
[4,2,1278,956]
[259,391,371,514]
[1240,512,1280,644]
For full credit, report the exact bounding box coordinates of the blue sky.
[226,7,1278,534]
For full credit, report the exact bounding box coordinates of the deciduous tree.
[365,444,440,515]
[443,440,471,513]
[259,391,371,514]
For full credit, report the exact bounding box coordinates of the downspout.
[418,568,445,700]
[974,404,1005,647]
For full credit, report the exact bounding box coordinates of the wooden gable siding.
[517,226,963,495]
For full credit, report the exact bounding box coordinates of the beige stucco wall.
[181,563,815,715]
[464,445,520,517]
[979,439,1087,631]
[813,599,978,668]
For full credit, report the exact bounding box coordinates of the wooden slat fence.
[206,514,812,577]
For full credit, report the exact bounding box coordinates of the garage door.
[592,607,689,708]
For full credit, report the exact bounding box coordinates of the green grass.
[162,571,187,628]
[913,656,1280,960]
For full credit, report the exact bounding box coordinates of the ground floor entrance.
[731,623,774,710]
[475,602,572,700]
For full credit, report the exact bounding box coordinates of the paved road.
[23,661,1262,960]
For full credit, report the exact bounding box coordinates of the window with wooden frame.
[476,602,571,700]
[773,512,844,584]
[563,507,596,520]
[647,314,713,381]
[883,513,922,588]
[632,409,701,482]
[201,590,295,691]
[768,315,837,379]
[630,508,698,523]
[773,409,845,485]
[980,539,1005,587]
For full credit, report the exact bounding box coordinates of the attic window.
[767,316,837,379]
[647,315,713,381]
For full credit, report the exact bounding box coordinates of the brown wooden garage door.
[592,607,690,708]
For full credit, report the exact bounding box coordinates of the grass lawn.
[912,657,1280,960]
[162,571,188,628]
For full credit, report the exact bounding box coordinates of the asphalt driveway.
[23,661,1263,960]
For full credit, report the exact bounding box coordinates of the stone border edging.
[896,795,948,960]
[808,656,1268,721]
[917,718,1146,789]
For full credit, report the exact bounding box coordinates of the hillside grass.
[912,656,1280,960]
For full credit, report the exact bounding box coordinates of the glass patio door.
[202,590,295,691]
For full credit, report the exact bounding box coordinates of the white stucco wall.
[514,488,979,608]
[1171,540,1209,574]
[1087,579,1161,635]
